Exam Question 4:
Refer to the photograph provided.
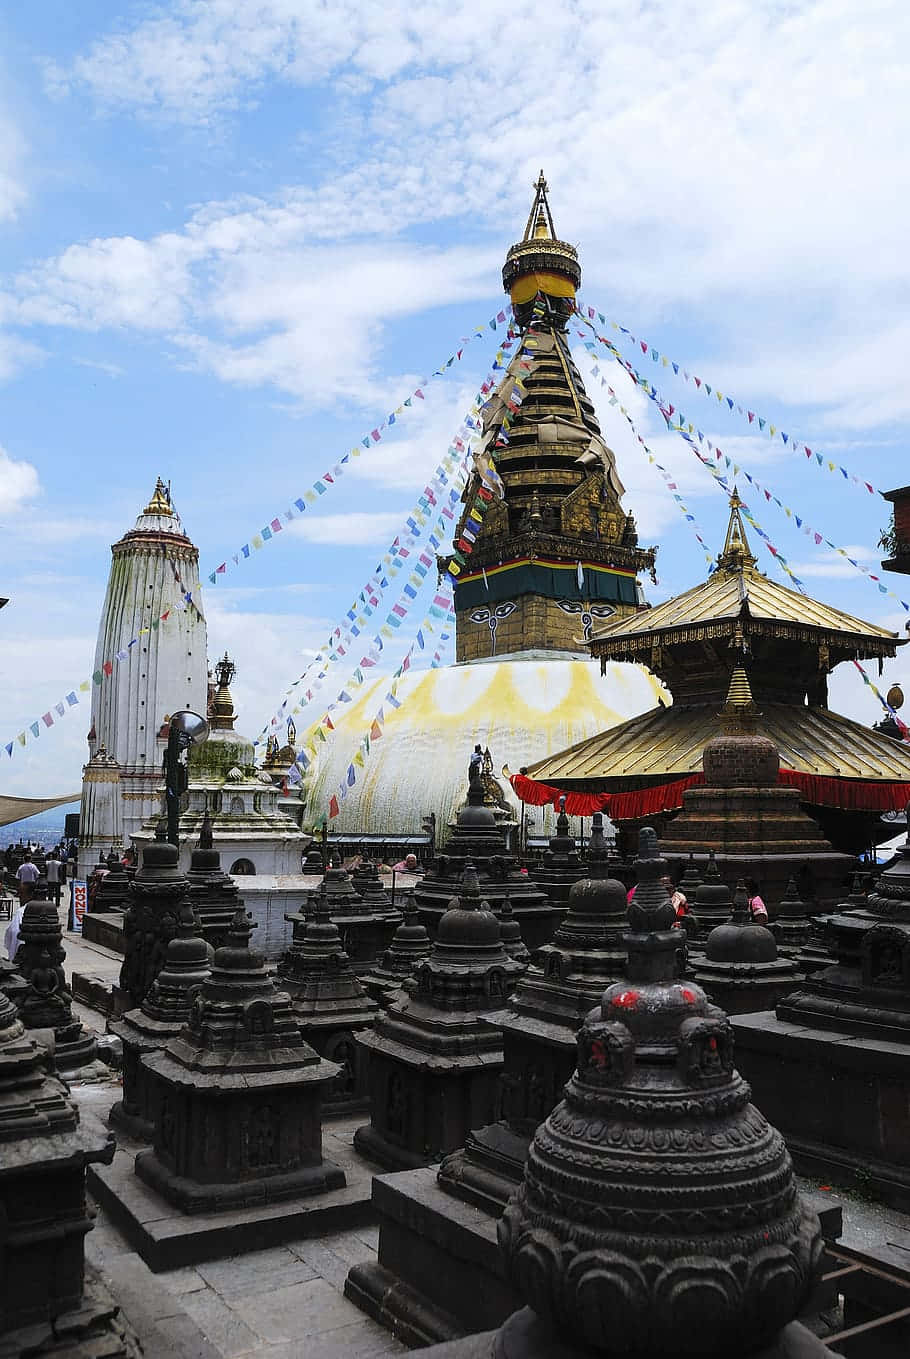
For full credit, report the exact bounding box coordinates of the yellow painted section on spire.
[510,271,577,305]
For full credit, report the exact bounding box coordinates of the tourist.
[4,901,23,962]
[15,854,39,905]
[45,850,65,907]
[746,877,769,922]
[392,853,421,873]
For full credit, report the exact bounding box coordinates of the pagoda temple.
[525,492,910,856]
[302,174,661,839]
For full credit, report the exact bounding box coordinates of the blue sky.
[2,0,909,800]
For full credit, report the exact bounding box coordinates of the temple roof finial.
[142,477,173,517]
[503,171,581,307]
[716,487,758,572]
[523,169,556,243]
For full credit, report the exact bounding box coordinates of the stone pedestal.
[361,899,432,1008]
[354,866,523,1171]
[0,990,113,1335]
[109,903,212,1141]
[277,900,379,1113]
[731,825,910,1210]
[119,837,190,1011]
[415,778,554,951]
[133,909,345,1215]
[14,889,96,1072]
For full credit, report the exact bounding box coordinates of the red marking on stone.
[709,1037,717,1051]
[612,990,639,1010]
[680,988,697,1004]
[590,1040,608,1069]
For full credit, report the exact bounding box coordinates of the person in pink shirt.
[746,878,768,922]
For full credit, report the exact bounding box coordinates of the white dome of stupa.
[303,655,661,836]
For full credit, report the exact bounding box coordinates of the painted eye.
[494,601,517,619]
[556,601,583,615]
[590,604,616,618]
[469,608,491,623]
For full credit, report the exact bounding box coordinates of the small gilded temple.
[303,175,661,836]
[527,492,910,855]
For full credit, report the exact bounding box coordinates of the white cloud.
[287,510,409,547]
[0,448,40,514]
[788,544,882,579]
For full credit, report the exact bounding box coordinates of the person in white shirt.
[45,852,65,907]
[15,856,39,905]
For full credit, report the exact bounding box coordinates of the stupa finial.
[142,477,173,517]
[522,168,556,243]
[716,487,758,572]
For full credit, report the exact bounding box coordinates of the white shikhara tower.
[79,480,208,867]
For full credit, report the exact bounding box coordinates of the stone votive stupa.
[119,832,190,1011]
[414,772,554,950]
[134,908,345,1214]
[0,989,113,1336]
[108,902,212,1141]
[353,858,394,911]
[14,886,97,1072]
[530,796,586,909]
[732,809,910,1208]
[291,854,400,971]
[91,848,131,913]
[276,895,379,1113]
[184,809,242,949]
[353,864,524,1171]
[662,667,854,910]
[694,880,801,1015]
[491,825,827,1359]
[361,897,432,1009]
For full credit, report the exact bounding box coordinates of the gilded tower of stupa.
[445,172,655,662]
[304,177,661,838]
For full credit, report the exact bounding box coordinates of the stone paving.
[74,1077,405,1359]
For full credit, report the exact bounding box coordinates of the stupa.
[353,865,523,1171]
[0,989,113,1337]
[732,810,910,1208]
[371,815,632,1338]
[694,881,801,1015]
[133,909,344,1215]
[771,875,818,956]
[361,898,433,1008]
[352,858,394,911]
[184,809,242,949]
[132,653,310,877]
[78,479,208,873]
[530,795,586,907]
[119,834,189,1011]
[304,173,662,842]
[294,854,401,970]
[414,772,554,950]
[109,902,212,1141]
[530,491,910,858]
[658,667,854,908]
[13,886,97,1072]
[91,847,131,913]
[276,896,379,1113]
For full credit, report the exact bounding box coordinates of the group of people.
[628,874,769,925]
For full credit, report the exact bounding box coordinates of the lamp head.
[169,709,209,743]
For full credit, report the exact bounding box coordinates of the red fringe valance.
[509,770,910,820]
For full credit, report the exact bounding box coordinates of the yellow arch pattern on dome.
[303,657,664,836]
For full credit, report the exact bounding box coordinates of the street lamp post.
[163,709,209,848]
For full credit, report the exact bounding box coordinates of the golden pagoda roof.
[588,496,900,658]
[142,477,174,516]
[527,701,910,785]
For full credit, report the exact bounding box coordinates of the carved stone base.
[344,1166,522,1342]
[412,1309,839,1359]
[81,911,125,955]
[134,1145,345,1215]
[732,1010,910,1212]
[108,1099,153,1144]
[353,1123,432,1173]
[88,1148,372,1272]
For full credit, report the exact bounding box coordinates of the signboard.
[71,879,88,934]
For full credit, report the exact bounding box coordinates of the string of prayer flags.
[577,301,884,498]
[4,605,175,758]
[206,305,511,586]
[852,659,910,736]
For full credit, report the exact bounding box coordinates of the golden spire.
[143,477,173,517]
[524,170,556,242]
[721,664,758,732]
[716,488,758,572]
[208,653,237,731]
